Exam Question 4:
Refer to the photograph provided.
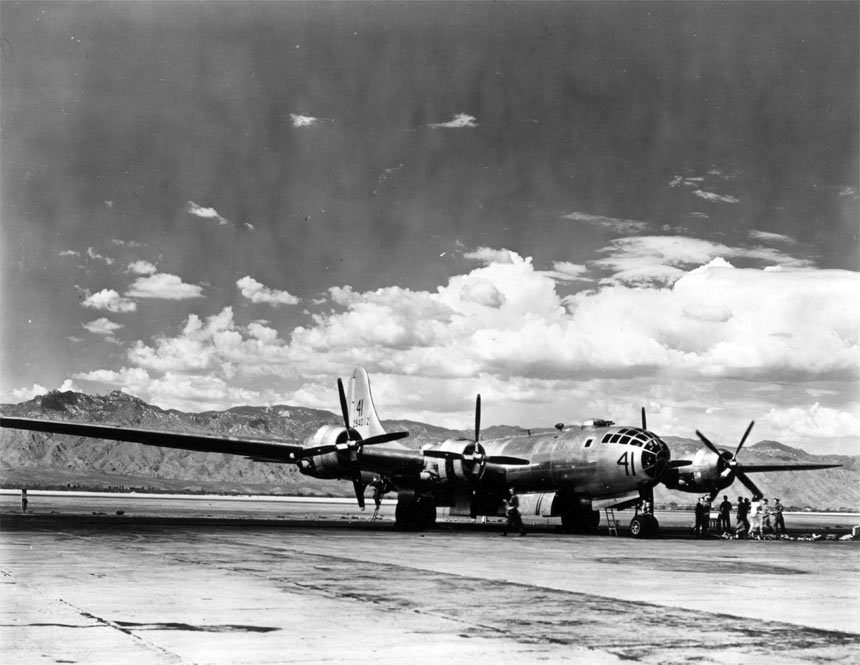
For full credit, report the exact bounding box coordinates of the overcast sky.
[2,2,858,454]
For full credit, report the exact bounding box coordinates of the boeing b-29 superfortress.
[0,367,838,536]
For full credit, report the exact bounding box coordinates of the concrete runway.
[1,495,859,664]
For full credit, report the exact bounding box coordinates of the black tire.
[629,515,646,538]
[645,515,659,537]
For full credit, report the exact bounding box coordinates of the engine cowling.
[662,448,734,494]
[423,438,487,484]
[297,425,356,479]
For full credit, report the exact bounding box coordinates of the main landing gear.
[628,513,659,538]
[629,489,659,538]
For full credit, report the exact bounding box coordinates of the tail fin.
[347,367,387,439]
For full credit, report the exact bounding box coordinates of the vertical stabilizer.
[347,367,387,439]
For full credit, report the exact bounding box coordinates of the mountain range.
[2,390,857,511]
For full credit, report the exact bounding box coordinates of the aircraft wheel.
[645,515,659,537]
[629,516,646,538]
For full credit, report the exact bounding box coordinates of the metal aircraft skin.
[0,367,840,537]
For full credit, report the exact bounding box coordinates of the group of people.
[694,494,786,539]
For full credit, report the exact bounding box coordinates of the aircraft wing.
[0,416,305,463]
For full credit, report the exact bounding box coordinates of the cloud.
[10,384,48,401]
[562,211,649,235]
[749,230,796,245]
[125,273,204,300]
[546,261,590,282]
[838,186,858,199]
[692,189,740,204]
[83,318,123,336]
[127,260,157,275]
[71,246,860,452]
[82,289,137,313]
[59,249,81,257]
[669,175,704,188]
[236,276,300,306]
[428,113,478,129]
[86,247,115,265]
[290,114,318,127]
[593,236,813,286]
[464,247,516,265]
[186,201,229,225]
[762,403,860,453]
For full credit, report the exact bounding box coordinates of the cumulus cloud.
[464,247,516,265]
[290,114,318,127]
[125,273,204,300]
[236,276,300,306]
[562,212,648,235]
[762,403,860,452]
[71,246,860,451]
[83,318,123,336]
[59,249,81,257]
[82,289,137,313]
[127,260,157,275]
[428,113,478,129]
[186,201,229,225]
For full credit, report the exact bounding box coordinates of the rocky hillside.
[1,391,857,510]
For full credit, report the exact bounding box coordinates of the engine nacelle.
[297,425,354,479]
[422,438,486,484]
[662,448,734,494]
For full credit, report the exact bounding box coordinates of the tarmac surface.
[1,494,859,664]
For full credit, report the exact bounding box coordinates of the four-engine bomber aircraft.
[0,368,839,537]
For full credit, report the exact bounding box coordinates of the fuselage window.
[584,437,594,448]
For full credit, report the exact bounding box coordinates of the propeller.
[297,377,408,510]
[695,421,764,498]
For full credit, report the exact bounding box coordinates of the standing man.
[20,488,28,514]
[749,495,763,538]
[736,496,750,538]
[761,498,772,535]
[502,487,526,536]
[772,498,786,536]
[693,497,707,538]
[718,495,732,534]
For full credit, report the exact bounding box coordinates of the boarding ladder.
[604,508,620,536]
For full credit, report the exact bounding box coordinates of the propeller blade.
[695,430,723,458]
[668,459,693,468]
[298,444,337,458]
[337,378,351,433]
[475,394,481,443]
[486,455,530,465]
[641,407,647,430]
[422,449,460,459]
[735,420,755,458]
[740,463,842,473]
[361,431,409,446]
[352,474,365,510]
[735,470,764,498]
